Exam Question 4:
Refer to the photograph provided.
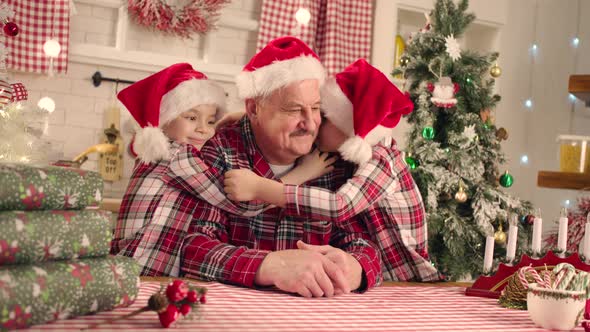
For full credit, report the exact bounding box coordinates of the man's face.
[249,79,321,164]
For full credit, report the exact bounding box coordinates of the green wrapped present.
[0,210,112,266]
[0,256,140,330]
[0,163,103,211]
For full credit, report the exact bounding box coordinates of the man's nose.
[298,107,317,132]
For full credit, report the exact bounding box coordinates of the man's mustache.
[290,129,315,137]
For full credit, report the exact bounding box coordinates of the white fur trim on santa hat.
[338,136,373,165]
[320,77,354,137]
[160,78,227,126]
[134,126,171,164]
[338,126,394,165]
[236,55,326,99]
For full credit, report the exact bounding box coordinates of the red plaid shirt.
[180,119,382,290]
[281,138,443,281]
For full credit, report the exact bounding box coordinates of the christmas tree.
[393,0,534,280]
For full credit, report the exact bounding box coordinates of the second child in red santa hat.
[224,59,444,282]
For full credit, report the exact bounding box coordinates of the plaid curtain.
[256,0,372,75]
[4,0,70,74]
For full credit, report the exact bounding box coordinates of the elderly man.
[179,36,382,297]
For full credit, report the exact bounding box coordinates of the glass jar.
[557,135,590,173]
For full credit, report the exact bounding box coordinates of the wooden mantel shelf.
[537,171,590,190]
[569,75,590,107]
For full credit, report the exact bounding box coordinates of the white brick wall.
[8,0,262,198]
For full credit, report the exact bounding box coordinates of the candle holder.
[465,250,590,298]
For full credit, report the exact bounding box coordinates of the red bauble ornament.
[3,21,19,37]
[165,280,188,302]
[158,304,180,328]
[186,290,198,303]
[179,303,192,316]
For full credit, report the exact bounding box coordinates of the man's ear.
[245,98,257,119]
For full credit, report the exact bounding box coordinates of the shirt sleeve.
[329,220,383,292]
[180,204,270,288]
[283,144,400,224]
[166,144,269,217]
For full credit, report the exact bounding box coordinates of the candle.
[483,236,494,273]
[557,207,568,253]
[531,209,542,256]
[584,214,590,262]
[506,216,518,262]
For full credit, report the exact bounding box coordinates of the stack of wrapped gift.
[0,163,139,330]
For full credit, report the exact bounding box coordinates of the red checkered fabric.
[10,82,27,101]
[4,0,69,74]
[256,0,372,75]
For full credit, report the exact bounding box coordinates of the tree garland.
[128,0,230,38]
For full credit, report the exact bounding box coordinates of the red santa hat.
[117,63,226,163]
[321,59,414,165]
[235,36,326,99]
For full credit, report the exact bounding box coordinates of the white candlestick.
[584,215,590,262]
[531,213,542,255]
[557,207,568,252]
[506,223,518,262]
[483,236,494,273]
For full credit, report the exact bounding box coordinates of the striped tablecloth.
[22,281,583,331]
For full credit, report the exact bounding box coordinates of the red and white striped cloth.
[22,281,580,331]
[256,0,372,75]
[4,0,69,74]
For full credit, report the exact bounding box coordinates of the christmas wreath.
[128,0,230,38]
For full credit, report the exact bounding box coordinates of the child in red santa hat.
[224,59,443,282]
[113,62,332,276]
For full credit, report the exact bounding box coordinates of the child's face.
[162,104,217,150]
[316,117,348,152]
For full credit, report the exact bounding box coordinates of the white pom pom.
[338,136,372,165]
[133,126,171,163]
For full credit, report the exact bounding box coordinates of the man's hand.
[255,249,350,298]
[297,240,363,291]
[224,169,263,201]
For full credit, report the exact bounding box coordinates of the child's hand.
[224,169,262,201]
[292,149,338,182]
[216,111,245,130]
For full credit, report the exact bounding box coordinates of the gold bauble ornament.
[490,63,502,78]
[496,127,508,141]
[454,185,468,203]
[494,223,507,245]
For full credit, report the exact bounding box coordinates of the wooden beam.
[537,171,590,190]
[569,75,590,107]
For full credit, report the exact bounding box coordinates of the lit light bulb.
[43,39,61,57]
[569,93,577,102]
[572,37,580,48]
[38,96,56,113]
[531,44,538,51]
[520,155,529,164]
[525,99,533,109]
[564,199,571,207]
[295,8,311,25]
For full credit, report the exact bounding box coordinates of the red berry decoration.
[158,304,180,328]
[3,21,19,37]
[186,290,198,303]
[179,303,192,316]
[166,280,188,302]
[200,294,207,304]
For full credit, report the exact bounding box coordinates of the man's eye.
[312,107,321,112]
[188,116,197,121]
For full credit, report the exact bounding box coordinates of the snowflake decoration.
[463,124,477,141]
[445,35,461,61]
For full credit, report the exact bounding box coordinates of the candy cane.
[552,263,577,290]
[518,265,544,289]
